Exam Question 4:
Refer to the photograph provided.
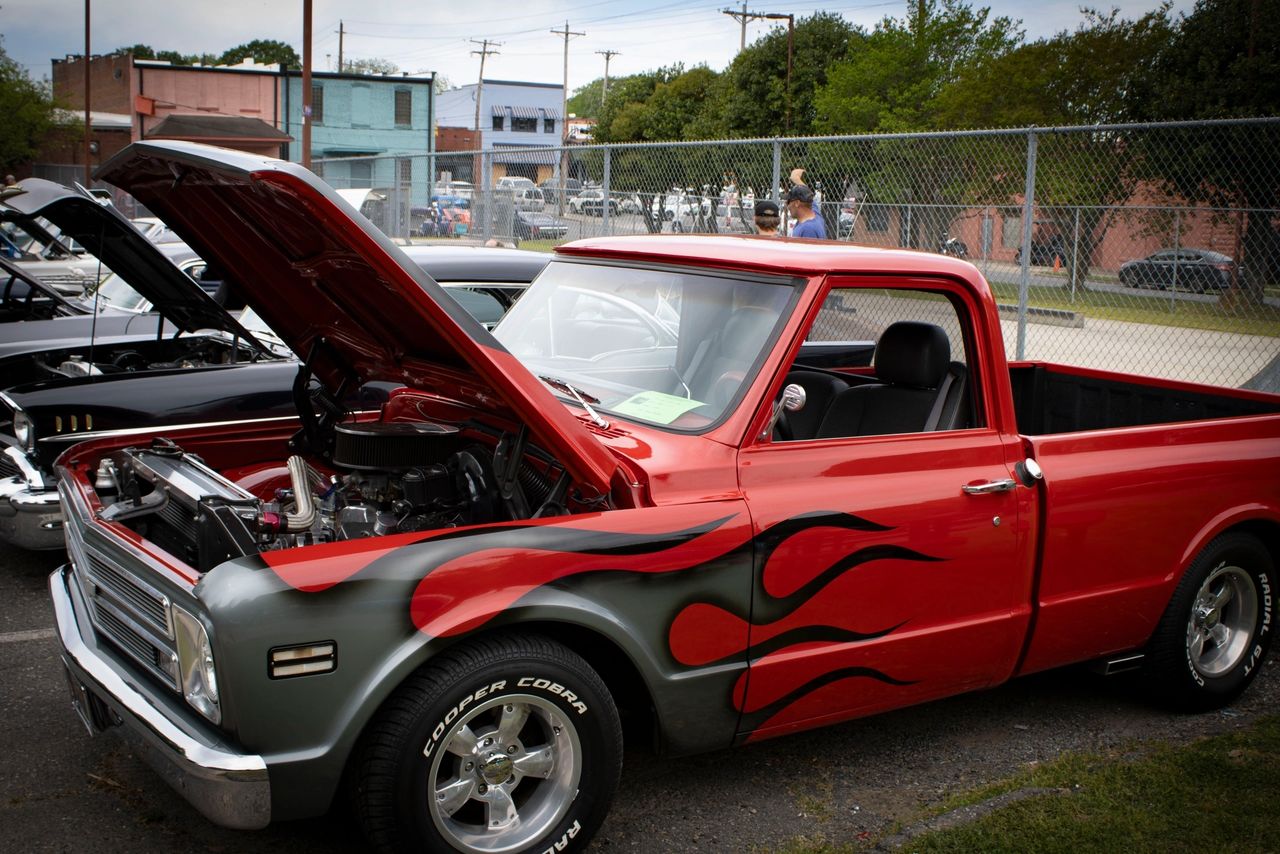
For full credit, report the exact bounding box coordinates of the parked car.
[1118,249,1236,292]
[651,189,711,221]
[511,187,546,212]
[497,176,537,192]
[51,141,1280,854]
[539,177,583,205]
[513,210,569,241]
[569,189,619,217]
[0,241,546,550]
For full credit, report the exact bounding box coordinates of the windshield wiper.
[538,375,609,428]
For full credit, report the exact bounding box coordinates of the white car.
[568,189,619,217]
[651,191,711,221]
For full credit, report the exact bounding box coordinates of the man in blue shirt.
[785,184,826,239]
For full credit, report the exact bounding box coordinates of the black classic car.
[0,212,546,550]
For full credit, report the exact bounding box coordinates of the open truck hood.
[0,179,256,339]
[96,140,623,501]
[0,251,83,312]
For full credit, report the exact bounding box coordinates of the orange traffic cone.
[1053,254,1061,272]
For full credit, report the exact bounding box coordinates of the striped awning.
[509,105,541,119]
[539,107,561,119]
[491,105,506,116]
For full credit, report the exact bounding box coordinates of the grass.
[986,281,1280,337]
[776,714,1280,854]
[515,239,560,254]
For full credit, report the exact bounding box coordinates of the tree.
[1130,0,1280,300]
[927,8,1175,286]
[591,66,682,143]
[0,39,79,171]
[808,1,1021,246]
[218,39,300,68]
[698,12,862,138]
[567,78,605,120]
[344,57,400,75]
[814,0,1021,134]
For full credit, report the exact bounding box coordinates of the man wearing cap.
[753,199,781,236]
[785,184,826,239]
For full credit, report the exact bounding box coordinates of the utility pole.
[83,0,91,186]
[551,21,584,216]
[470,39,501,134]
[337,19,344,73]
[596,49,619,102]
[721,3,762,53]
[302,0,312,169]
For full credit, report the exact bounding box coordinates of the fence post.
[771,139,782,203]
[1070,207,1080,303]
[602,146,612,236]
[481,150,493,242]
[1170,209,1181,311]
[1016,130,1039,361]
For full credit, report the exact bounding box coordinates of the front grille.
[62,483,182,694]
[86,552,170,634]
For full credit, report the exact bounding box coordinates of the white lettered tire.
[354,634,622,853]
[1144,533,1274,711]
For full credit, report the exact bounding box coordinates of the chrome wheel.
[426,693,582,853]
[1186,564,1258,678]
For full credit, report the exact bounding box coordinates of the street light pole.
[84,0,91,186]
[302,0,312,169]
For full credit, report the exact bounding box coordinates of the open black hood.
[0,180,253,338]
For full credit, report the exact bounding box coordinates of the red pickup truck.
[53,142,1279,854]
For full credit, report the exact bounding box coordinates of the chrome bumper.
[50,564,271,830]
[0,474,63,550]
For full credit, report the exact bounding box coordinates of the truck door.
[735,280,1036,742]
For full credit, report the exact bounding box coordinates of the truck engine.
[92,419,570,573]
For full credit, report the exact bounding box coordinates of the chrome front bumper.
[50,564,272,830]
[0,446,63,550]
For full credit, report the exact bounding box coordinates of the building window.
[395,88,412,127]
[492,114,504,131]
[544,118,555,134]
[398,158,413,186]
[511,116,537,133]
[310,84,324,124]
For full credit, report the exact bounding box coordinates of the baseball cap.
[754,199,780,217]
[784,184,815,204]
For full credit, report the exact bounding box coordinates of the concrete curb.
[996,303,1085,328]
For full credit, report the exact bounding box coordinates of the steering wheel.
[711,370,745,408]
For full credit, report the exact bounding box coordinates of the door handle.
[962,479,1017,495]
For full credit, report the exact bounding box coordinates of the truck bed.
[1009,363,1280,435]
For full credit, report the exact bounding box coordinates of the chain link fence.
[312,119,1280,391]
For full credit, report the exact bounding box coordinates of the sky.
[4,0,1196,98]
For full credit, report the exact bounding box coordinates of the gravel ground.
[2,540,1276,854]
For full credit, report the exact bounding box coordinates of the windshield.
[238,307,291,353]
[91,268,149,311]
[494,261,796,431]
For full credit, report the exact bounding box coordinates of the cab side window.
[777,288,979,441]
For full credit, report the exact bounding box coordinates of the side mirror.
[781,383,806,412]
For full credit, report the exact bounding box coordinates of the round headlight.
[13,411,33,450]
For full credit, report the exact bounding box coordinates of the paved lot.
[2,540,1276,853]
